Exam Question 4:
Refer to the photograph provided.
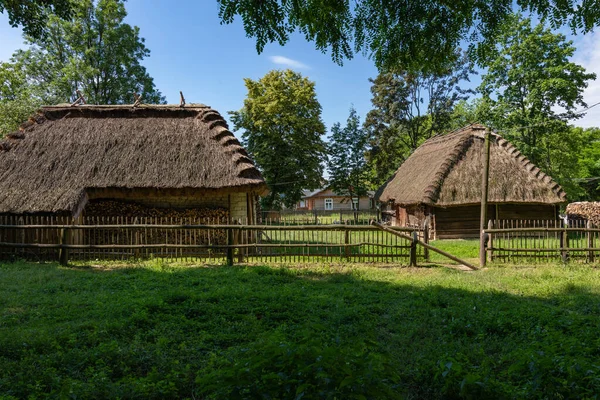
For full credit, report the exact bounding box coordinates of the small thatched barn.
[377,124,566,239]
[0,104,267,223]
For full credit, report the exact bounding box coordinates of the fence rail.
[0,216,426,265]
[484,219,597,263]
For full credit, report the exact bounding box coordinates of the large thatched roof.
[377,124,566,206]
[0,104,266,215]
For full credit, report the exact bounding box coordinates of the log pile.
[82,200,229,245]
[83,200,229,221]
[566,202,600,226]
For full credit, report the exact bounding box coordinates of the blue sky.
[1,0,600,134]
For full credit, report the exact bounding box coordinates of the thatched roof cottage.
[377,124,566,239]
[0,104,267,223]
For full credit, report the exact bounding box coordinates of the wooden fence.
[260,209,379,225]
[484,219,598,263]
[0,215,427,265]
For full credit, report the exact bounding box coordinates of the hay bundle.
[566,202,600,226]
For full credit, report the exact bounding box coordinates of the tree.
[217,0,600,71]
[0,0,73,39]
[477,15,596,199]
[327,107,370,212]
[571,127,600,200]
[9,0,164,105]
[0,62,41,136]
[364,53,474,186]
[230,69,327,210]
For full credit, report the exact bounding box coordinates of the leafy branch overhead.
[0,0,73,39]
[217,0,600,71]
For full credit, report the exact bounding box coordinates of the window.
[299,200,306,208]
[352,198,359,210]
[325,198,333,210]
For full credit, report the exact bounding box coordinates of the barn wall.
[434,204,558,239]
[434,205,494,239]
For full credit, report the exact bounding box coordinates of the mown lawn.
[1,260,600,399]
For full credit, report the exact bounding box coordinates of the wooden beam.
[372,222,478,270]
[480,128,491,267]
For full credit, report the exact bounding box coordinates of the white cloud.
[269,55,310,70]
[573,31,600,128]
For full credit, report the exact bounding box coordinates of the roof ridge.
[422,133,475,204]
[196,109,262,181]
[495,136,566,200]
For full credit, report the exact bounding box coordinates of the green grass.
[2,260,600,398]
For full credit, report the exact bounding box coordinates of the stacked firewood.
[566,202,600,226]
[84,200,229,221]
[82,200,229,245]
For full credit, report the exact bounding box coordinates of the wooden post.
[479,128,491,267]
[560,227,569,263]
[487,220,494,262]
[587,220,594,263]
[409,231,418,267]
[344,228,350,260]
[423,217,430,262]
[227,227,234,266]
[479,231,489,267]
[58,228,70,265]
[236,221,244,263]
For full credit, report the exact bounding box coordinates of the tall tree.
[364,53,474,186]
[478,15,596,198]
[217,0,600,71]
[327,107,370,211]
[0,0,73,39]
[10,0,164,105]
[0,62,41,136]
[230,69,327,210]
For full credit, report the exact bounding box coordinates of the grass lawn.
[2,259,600,399]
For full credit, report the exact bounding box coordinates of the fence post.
[236,221,244,263]
[227,227,234,266]
[344,227,350,260]
[423,218,430,262]
[487,220,494,262]
[479,231,489,268]
[409,231,418,267]
[59,228,70,265]
[560,225,569,263]
[587,220,594,263]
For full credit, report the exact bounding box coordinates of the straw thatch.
[566,202,600,225]
[0,104,266,215]
[377,124,566,206]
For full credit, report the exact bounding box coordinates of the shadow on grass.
[1,261,599,399]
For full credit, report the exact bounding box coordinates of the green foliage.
[0,62,41,136]
[217,0,600,71]
[327,107,370,209]
[571,127,600,200]
[230,69,327,209]
[1,0,164,111]
[2,261,600,398]
[364,53,475,186]
[0,0,73,39]
[477,15,596,200]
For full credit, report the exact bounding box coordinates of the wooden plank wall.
[434,204,557,239]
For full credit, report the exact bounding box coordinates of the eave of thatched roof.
[0,104,267,215]
[377,124,566,207]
